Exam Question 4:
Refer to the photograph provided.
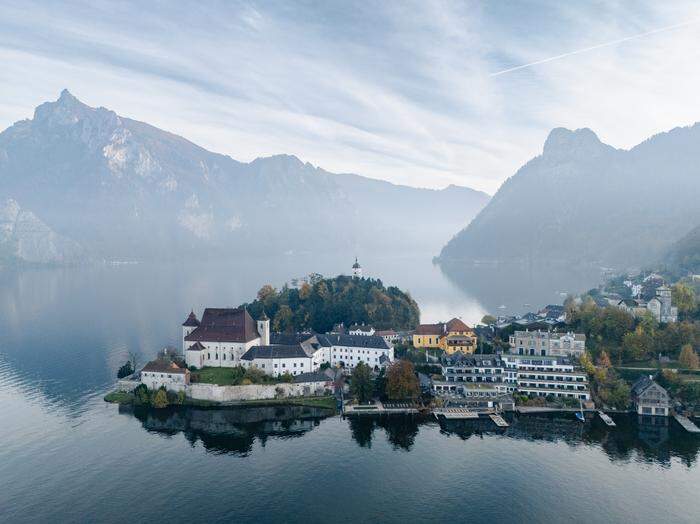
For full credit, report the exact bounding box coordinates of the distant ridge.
[439,124,700,270]
[0,90,489,262]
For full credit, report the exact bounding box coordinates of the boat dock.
[598,411,616,427]
[344,401,422,415]
[433,408,479,420]
[489,414,509,427]
[673,414,700,433]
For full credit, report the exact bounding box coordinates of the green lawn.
[191,366,282,386]
[104,391,135,404]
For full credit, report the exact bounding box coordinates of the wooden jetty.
[598,411,616,427]
[673,414,700,433]
[489,414,509,427]
[433,407,479,420]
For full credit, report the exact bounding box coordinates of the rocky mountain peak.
[33,89,120,131]
[542,127,604,159]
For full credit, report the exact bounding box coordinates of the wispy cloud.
[1,1,699,193]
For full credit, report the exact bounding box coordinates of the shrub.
[152,387,169,409]
[117,360,134,379]
[133,384,150,405]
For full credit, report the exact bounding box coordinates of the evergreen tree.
[351,362,374,403]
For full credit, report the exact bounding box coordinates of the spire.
[182,310,200,327]
[260,309,269,321]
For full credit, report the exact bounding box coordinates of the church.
[182,306,393,377]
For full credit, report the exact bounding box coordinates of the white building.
[433,353,590,401]
[140,360,190,392]
[502,354,590,400]
[183,308,269,369]
[508,330,586,358]
[647,285,678,323]
[348,324,375,336]
[183,307,393,377]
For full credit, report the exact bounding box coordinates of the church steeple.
[352,257,362,278]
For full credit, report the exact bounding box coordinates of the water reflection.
[124,404,335,455]
[438,260,604,316]
[123,406,700,467]
[439,413,700,468]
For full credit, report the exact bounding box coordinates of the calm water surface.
[1,255,697,523]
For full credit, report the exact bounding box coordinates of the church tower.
[182,310,200,354]
[352,257,362,278]
[257,310,270,345]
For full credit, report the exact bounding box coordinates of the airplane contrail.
[491,19,698,77]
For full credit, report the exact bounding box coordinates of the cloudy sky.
[1,1,699,193]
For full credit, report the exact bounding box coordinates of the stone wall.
[186,381,333,403]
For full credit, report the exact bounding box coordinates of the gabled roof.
[631,375,667,397]
[182,311,200,327]
[446,318,471,332]
[415,323,445,335]
[142,360,188,374]
[185,307,260,343]
[241,344,310,360]
[186,341,206,351]
[316,333,390,350]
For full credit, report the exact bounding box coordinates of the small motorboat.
[575,400,585,422]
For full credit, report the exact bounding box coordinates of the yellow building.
[412,317,477,354]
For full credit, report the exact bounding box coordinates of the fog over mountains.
[439,125,700,270]
[0,91,489,265]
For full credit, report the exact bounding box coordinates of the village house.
[140,360,190,392]
[413,318,477,354]
[508,329,586,358]
[631,376,671,416]
[615,284,678,323]
[182,307,393,377]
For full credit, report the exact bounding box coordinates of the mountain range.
[0,90,489,265]
[439,125,700,270]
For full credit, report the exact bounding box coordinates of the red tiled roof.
[142,360,188,374]
[446,318,471,332]
[415,323,444,335]
[185,307,260,343]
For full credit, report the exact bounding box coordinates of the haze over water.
[1,255,698,523]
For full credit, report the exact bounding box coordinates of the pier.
[673,414,700,433]
[433,407,479,420]
[489,414,509,427]
[598,411,616,427]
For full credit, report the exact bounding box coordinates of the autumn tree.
[351,362,374,403]
[481,315,497,326]
[385,360,420,400]
[273,305,294,332]
[152,387,169,409]
[596,351,612,368]
[672,283,696,317]
[679,344,700,369]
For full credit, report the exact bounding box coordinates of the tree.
[481,314,496,326]
[385,360,420,400]
[596,351,612,368]
[117,360,134,378]
[672,283,696,316]
[133,384,150,405]
[152,387,169,408]
[351,362,374,403]
[679,344,700,369]
[273,305,294,332]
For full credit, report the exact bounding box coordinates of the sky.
[1,1,699,193]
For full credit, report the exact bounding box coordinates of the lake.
[2,254,697,523]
